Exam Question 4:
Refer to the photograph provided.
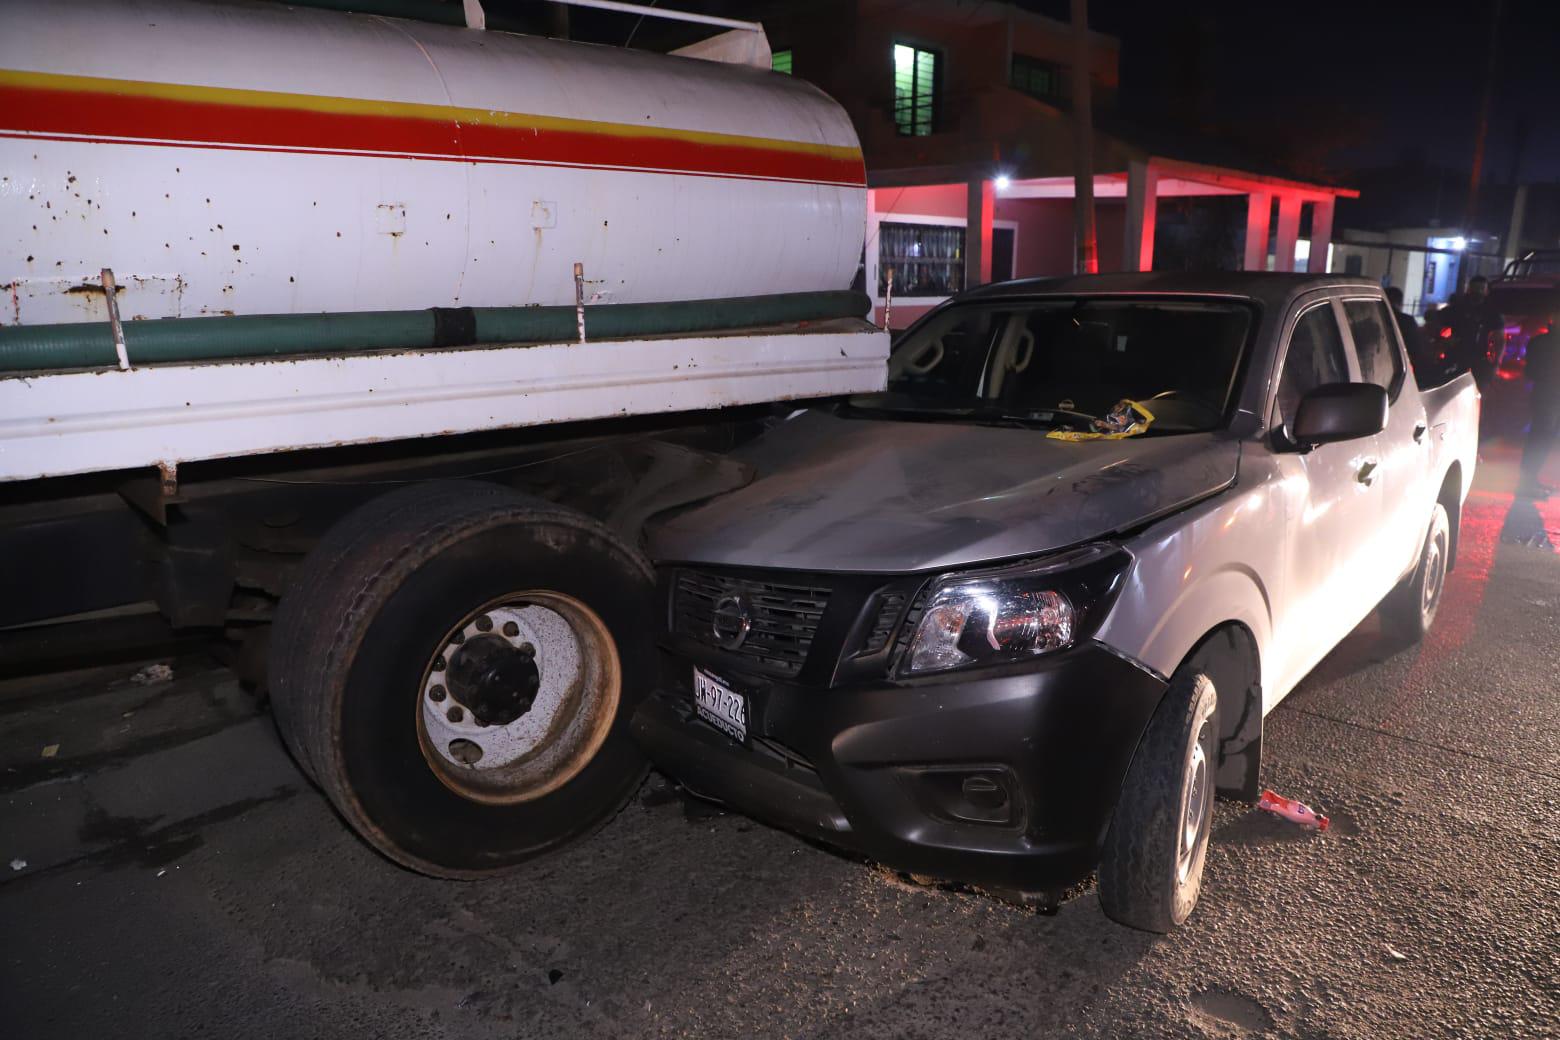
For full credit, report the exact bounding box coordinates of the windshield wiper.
[995,407,1101,427]
[841,400,981,421]
[842,399,1102,430]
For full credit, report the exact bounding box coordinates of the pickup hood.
[648,410,1240,573]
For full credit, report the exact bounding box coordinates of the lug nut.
[502,621,520,638]
[433,655,446,672]
[451,631,465,645]
[429,684,446,702]
[447,705,464,723]
[475,615,493,632]
[519,643,535,658]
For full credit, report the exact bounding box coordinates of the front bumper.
[631,641,1167,892]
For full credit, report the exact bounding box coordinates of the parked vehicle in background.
[637,273,1480,932]
[1489,274,1560,383]
[1501,249,1560,280]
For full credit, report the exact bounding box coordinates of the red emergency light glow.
[1438,326,1454,339]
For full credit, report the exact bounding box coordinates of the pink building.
[757,0,1358,327]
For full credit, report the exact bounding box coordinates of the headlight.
[900,545,1131,676]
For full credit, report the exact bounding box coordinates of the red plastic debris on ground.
[1257,789,1330,832]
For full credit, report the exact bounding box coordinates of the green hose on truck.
[0,290,873,374]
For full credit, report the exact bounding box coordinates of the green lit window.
[1010,54,1068,102]
[893,43,939,136]
[771,49,793,75]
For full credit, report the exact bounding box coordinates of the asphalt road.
[2,437,1557,1040]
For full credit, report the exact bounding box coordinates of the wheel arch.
[1437,461,1463,571]
[1098,558,1272,799]
[1174,622,1264,802]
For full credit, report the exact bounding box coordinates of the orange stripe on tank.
[0,68,866,186]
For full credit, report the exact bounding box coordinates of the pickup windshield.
[862,297,1256,434]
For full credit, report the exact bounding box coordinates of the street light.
[994,174,1011,191]
[1451,236,1468,251]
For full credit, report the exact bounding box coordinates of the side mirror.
[1290,382,1388,447]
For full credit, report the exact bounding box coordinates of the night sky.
[501,0,1560,233]
[1023,0,1560,186]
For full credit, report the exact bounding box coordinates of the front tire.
[1380,502,1451,645]
[1098,671,1219,932]
[268,481,654,877]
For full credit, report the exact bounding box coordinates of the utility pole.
[1464,0,1504,233]
[1505,184,1527,268]
[1069,0,1098,274]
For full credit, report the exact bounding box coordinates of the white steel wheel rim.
[415,591,620,805]
[1177,713,1215,887]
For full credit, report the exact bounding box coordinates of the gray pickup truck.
[635,272,1480,931]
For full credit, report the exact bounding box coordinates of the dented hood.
[647,410,1240,573]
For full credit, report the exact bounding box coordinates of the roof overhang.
[871,157,1357,203]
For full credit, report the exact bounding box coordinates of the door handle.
[1356,458,1379,486]
[1413,421,1428,443]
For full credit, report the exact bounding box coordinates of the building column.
[1307,197,1335,274]
[1243,192,1272,271]
[1273,194,1303,273]
[966,177,995,289]
[1122,160,1160,272]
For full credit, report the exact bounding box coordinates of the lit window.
[893,43,939,136]
[879,222,964,297]
[771,49,793,75]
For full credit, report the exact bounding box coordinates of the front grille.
[672,570,832,676]
[892,586,931,662]
[860,592,907,655]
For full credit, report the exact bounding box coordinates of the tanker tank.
[0,0,868,327]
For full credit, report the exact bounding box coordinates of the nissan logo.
[711,593,754,650]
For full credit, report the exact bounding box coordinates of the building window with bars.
[893,43,939,136]
[879,222,964,298]
[1010,54,1069,102]
[771,49,792,75]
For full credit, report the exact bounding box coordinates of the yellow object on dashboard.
[1046,400,1156,441]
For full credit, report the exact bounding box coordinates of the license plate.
[692,667,747,744]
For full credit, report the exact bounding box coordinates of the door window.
[1343,299,1405,398]
[1275,303,1350,426]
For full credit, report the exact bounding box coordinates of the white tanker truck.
[0,0,888,874]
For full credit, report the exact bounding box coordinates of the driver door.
[1267,297,1387,697]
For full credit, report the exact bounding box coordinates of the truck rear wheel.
[1097,671,1219,932]
[268,481,654,877]
[1379,502,1450,645]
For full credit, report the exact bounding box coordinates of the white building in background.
[1331,228,1503,317]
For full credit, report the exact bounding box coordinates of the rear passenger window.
[1344,300,1405,398]
[1275,304,1350,426]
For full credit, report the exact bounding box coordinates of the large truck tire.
[268,480,654,877]
[1097,671,1219,932]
